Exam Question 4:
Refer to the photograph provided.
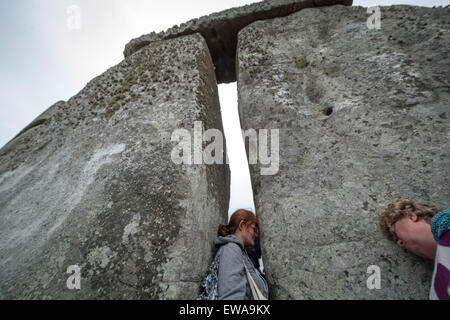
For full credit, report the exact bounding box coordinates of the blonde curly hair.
[380,198,440,241]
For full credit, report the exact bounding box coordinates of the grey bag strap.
[244,265,267,300]
[243,261,267,300]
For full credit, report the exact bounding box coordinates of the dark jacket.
[214,234,268,300]
[246,237,262,271]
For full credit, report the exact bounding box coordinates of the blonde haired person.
[380,198,450,300]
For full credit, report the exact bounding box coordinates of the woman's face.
[388,213,437,260]
[242,223,259,248]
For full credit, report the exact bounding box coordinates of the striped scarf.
[431,208,450,243]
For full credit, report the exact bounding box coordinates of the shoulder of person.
[221,241,243,253]
[218,242,245,262]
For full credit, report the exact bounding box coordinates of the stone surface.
[237,5,449,299]
[0,33,230,299]
[124,0,352,84]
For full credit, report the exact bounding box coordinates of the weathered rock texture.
[124,0,352,84]
[238,5,449,299]
[0,33,229,299]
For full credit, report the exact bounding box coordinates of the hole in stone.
[322,107,333,116]
[218,82,264,272]
[218,83,255,218]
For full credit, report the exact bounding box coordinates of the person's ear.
[408,211,419,222]
[238,220,245,231]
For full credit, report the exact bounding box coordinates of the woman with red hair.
[214,209,268,300]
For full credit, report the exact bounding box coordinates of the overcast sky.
[0,0,447,217]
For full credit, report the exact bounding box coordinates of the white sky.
[0,0,447,217]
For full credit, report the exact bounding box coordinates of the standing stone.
[237,5,449,299]
[0,33,229,299]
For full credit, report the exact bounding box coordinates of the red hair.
[218,209,259,237]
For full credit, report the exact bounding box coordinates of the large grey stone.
[0,33,229,299]
[124,0,352,83]
[237,5,449,299]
